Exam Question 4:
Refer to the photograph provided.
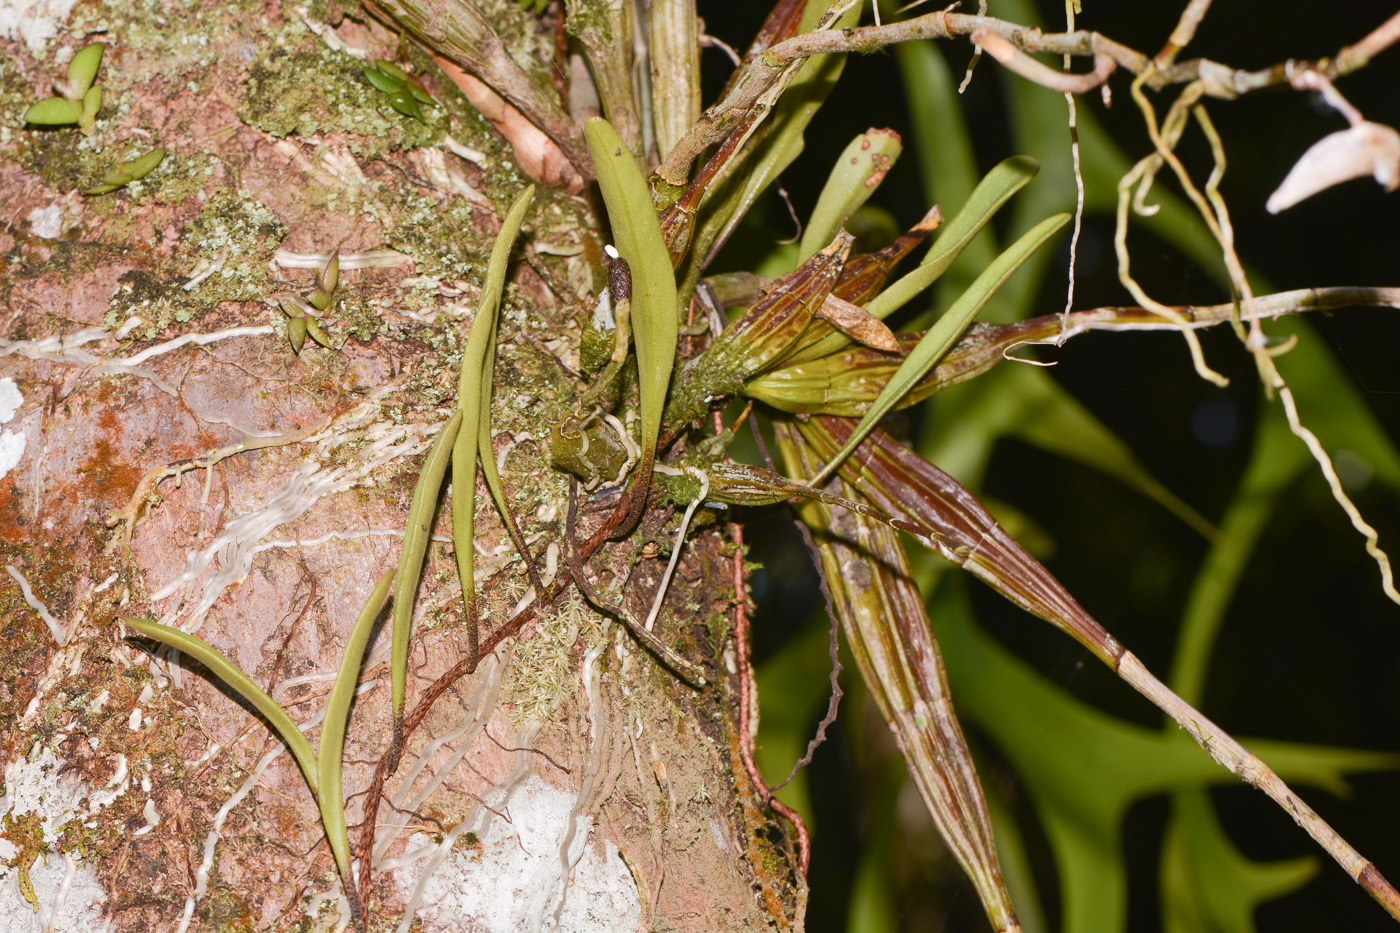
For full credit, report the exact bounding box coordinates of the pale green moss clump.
[504,594,607,726]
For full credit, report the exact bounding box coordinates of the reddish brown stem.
[731,535,811,876]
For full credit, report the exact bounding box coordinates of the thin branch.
[1156,0,1214,66]
[972,29,1116,95]
[657,8,1393,185]
[1337,10,1400,72]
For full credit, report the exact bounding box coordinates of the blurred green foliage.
[743,2,1400,931]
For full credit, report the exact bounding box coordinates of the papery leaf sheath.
[749,315,1062,416]
[799,414,1125,668]
[665,230,851,429]
[774,423,1021,933]
[780,205,942,365]
[831,205,943,306]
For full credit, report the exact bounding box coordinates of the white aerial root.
[1277,385,1400,605]
[1057,0,1085,342]
[36,852,77,933]
[643,466,709,632]
[372,650,510,867]
[22,579,118,723]
[108,414,333,538]
[273,248,413,270]
[150,398,427,634]
[182,248,230,290]
[174,745,281,933]
[444,134,488,165]
[5,564,65,644]
[551,639,610,927]
[0,319,274,395]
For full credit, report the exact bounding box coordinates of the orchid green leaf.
[66,43,104,99]
[810,212,1069,486]
[451,185,534,655]
[798,129,903,262]
[24,96,83,126]
[474,320,538,595]
[585,117,676,510]
[867,155,1041,322]
[391,409,463,718]
[124,617,319,795]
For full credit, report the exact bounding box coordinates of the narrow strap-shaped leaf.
[585,118,677,524]
[793,155,1039,363]
[808,212,1068,487]
[124,617,319,795]
[319,569,394,884]
[391,409,463,718]
[477,321,541,594]
[798,128,903,262]
[876,155,1042,317]
[452,186,535,645]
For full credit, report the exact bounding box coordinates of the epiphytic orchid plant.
[122,0,1400,929]
[360,0,1400,928]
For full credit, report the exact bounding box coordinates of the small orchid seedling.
[362,60,436,124]
[24,42,104,134]
[83,146,166,196]
[277,253,339,354]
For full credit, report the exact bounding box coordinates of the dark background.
[698,3,1400,931]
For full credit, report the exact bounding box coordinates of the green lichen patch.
[102,187,287,337]
[320,291,381,346]
[378,189,485,283]
[241,46,441,153]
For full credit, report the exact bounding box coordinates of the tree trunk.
[0,2,798,930]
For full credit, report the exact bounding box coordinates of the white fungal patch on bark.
[0,852,108,933]
[399,775,642,933]
[0,377,24,481]
[0,745,114,931]
[0,0,80,53]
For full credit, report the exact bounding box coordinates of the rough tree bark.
[0,1,800,930]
